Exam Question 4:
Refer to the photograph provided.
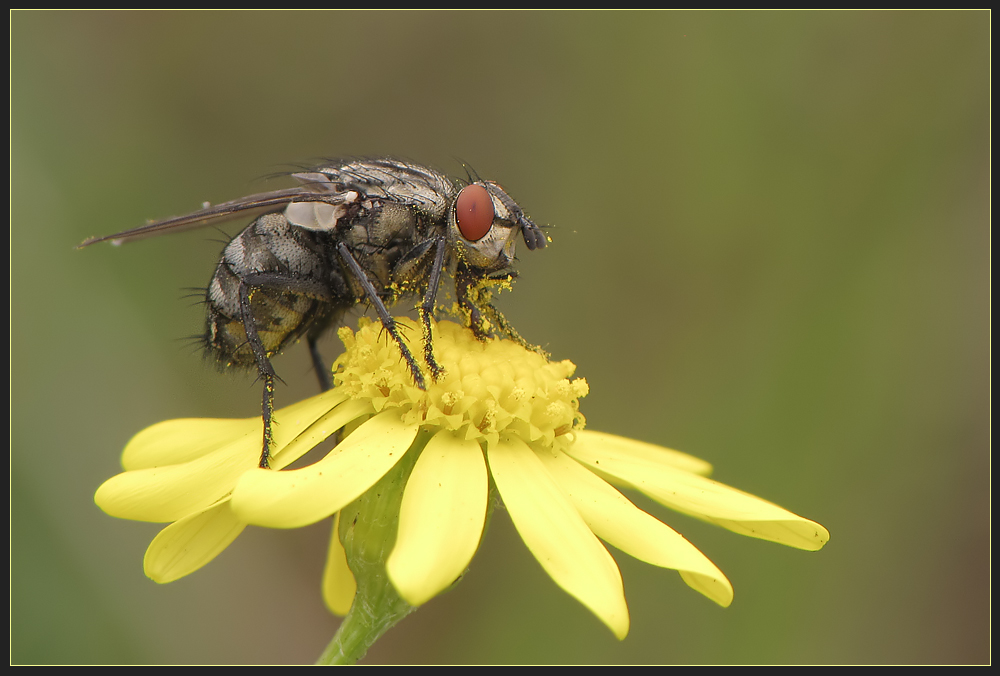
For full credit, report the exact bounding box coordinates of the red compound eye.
[455,184,494,242]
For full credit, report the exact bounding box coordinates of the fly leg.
[417,237,447,381]
[238,273,338,468]
[455,268,490,341]
[479,300,547,356]
[337,242,427,389]
[238,281,280,469]
[456,270,548,357]
[307,336,333,392]
[307,333,337,449]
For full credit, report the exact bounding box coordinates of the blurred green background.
[11,11,988,665]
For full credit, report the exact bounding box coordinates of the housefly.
[79,158,547,468]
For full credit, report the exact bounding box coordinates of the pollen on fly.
[79,158,548,469]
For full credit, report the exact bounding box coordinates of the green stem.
[315,428,432,665]
[316,577,414,665]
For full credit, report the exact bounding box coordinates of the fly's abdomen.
[204,212,340,368]
[206,271,327,367]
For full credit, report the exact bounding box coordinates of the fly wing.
[76,173,359,248]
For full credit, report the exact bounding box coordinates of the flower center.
[332,318,589,449]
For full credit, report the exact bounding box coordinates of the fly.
[79,158,547,468]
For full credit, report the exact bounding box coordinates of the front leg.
[479,298,547,357]
[455,270,549,358]
[455,268,489,341]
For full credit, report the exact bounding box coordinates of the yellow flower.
[95,318,829,641]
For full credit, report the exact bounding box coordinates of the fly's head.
[448,181,546,276]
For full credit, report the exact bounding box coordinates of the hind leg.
[237,282,280,469]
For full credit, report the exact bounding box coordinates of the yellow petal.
[100,392,359,522]
[487,435,630,640]
[122,417,259,471]
[270,398,373,470]
[121,389,349,470]
[231,409,419,529]
[538,449,733,607]
[387,430,488,606]
[96,434,259,522]
[573,430,714,477]
[143,500,246,583]
[566,439,829,551]
[322,513,356,616]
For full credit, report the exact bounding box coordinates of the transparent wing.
[77,174,354,248]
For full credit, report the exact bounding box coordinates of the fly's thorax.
[333,200,434,298]
[311,159,456,218]
[339,201,422,250]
